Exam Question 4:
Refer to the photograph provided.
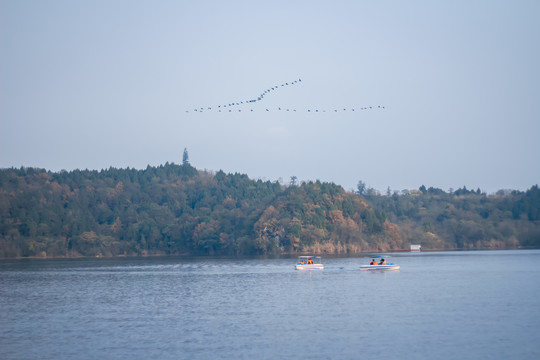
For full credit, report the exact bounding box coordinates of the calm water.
[1,250,539,359]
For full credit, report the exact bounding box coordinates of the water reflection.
[1,250,539,360]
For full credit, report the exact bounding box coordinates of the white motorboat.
[295,256,324,270]
[360,256,400,271]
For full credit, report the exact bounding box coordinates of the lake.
[1,250,539,359]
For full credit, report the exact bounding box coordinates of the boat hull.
[295,264,324,270]
[360,264,400,271]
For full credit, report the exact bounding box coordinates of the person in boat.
[307,258,313,264]
[370,259,378,265]
[300,260,305,265]
[379,258,386,265]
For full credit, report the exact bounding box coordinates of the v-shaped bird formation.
[185,78,385,113]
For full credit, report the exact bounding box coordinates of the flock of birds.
[186,78,385,113]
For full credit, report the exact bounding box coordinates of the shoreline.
[1,246,535,261]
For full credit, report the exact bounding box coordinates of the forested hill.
[0,164,539,258]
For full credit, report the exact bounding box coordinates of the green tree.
[182,148,190,166]
[290,176,298,186]
[356,180,366,195]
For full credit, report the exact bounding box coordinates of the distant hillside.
[0,164,538,258]
[368,185,540,250]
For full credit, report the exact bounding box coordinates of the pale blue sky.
[1,0,539,193]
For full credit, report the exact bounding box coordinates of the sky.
[1,0,539,194]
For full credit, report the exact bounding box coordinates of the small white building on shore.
[410,244,422,252]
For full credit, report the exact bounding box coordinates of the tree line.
[363,184,540,250]
[0,164,538,258]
